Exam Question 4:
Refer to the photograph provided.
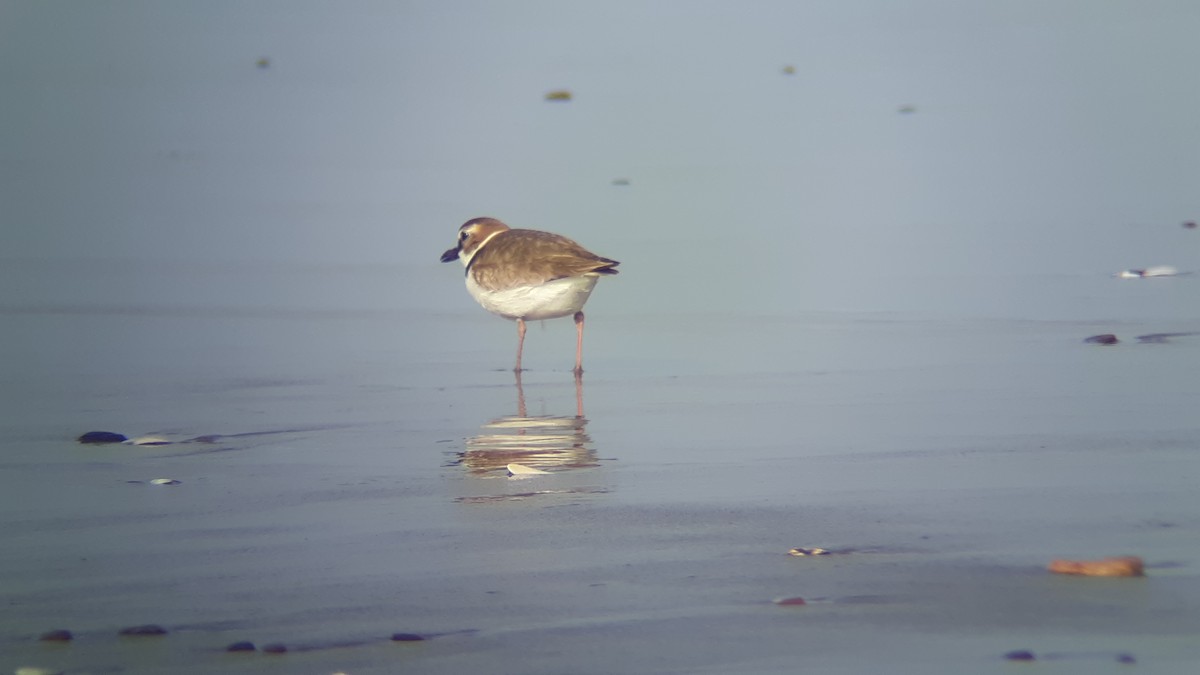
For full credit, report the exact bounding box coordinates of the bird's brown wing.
[469,229,619,291]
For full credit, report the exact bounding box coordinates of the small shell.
[149,478,182,486]
[507,463,550,476]
[787,547,831,557]
[127,435,172,446]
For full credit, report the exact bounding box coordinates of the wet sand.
[2,271,1199,674]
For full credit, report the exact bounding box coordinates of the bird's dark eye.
[459,231,469,242]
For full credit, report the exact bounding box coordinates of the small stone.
[544,90,572,101]
[1048,556,1145,577]
[118,624,168,636]
[225,641,256,652]
[261,643,287,654]
[781,64,796,75]
[1115,653,1136,664]
[1184,221,1197,229]
[391,633,426,642]
[1084,334,1119,345]
[1004,650,1036,661]
[773,596,807,606]
[78,431,127,444]
[38,629,73,642]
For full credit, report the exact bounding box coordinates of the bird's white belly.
[466,274,599,320]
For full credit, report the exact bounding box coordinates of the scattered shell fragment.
[77,431,127,444]
[127,435,172,446]
[507,463,550,476]
[773,596,807,606]
[118,624,168,636]
[1048,556,1144,577]
[1084,334,1119,345]
[544,90,572,101]
[16,667,63,675]
[38,629,73,642]
[149,478,182,486]
[1117,265,1179,278]
[391,633,426,642]
[787,547,831,557]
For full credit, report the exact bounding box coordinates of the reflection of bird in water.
[455,372,599,475]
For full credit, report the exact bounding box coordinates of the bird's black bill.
[440,247,459,263]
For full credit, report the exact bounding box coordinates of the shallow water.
[4,1,1200,673]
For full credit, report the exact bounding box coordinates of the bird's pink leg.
[573,311,585,374]
[514,318,527,373]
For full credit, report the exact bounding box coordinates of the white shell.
[127,435,172,446]
[149,478,182,486]
[507,463,551,476]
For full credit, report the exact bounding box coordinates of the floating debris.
[773,596,808,606]
[1083,334,1119,345]
[118,624,168,636]
[77,431,127,444]
[507,463,550,476]
[226,641,257,652]
[781,64,796,75]
[149,478,182,486]
[897,105,917,114]
[391,633,426,642]
[38,629,73,642]
[544,89,572,101]
[256,57,271,69]
[1048,556,1144,577]
[611,178,631,186]
[1004,650,1037,661]
[787,547,831,556]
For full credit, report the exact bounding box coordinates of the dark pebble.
[391,633,426,642]
[118,624,168,636]
[39,629,73,642]
[261,643,287,654]
[1116,653,1136,664]
[225,641,256,652]
[1004,650,1036,661]
[1084,334,1119,345]
[78,431,128,444]
[1183,221,1196,229]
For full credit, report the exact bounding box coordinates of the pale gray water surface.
[3,2,1200,674]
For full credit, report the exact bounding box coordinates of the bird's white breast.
[466,274,600,320]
